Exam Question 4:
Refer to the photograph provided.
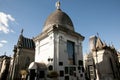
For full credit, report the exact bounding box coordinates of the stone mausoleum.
[84,35,120,80]
[28,1,85,80]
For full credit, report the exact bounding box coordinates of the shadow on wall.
[96,50,120,80]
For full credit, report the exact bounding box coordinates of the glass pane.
[67,41,75,65]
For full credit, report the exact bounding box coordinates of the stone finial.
[56,1,61,9]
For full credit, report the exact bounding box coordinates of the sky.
[0,0,120,56]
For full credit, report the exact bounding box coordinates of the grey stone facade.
[8,32,35,80]
[84,36,120,80]
[0,55,11,80]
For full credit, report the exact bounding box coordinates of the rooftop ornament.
[55,1,61,9]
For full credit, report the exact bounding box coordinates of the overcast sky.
[0,0,120,56]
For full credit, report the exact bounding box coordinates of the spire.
[21,29,24,35]
[55,1,61,10]
[4,52,6,55]
[97,32,99,38]
[111,42,115,49]
[103,40,107,47]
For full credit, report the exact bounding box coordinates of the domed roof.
[42,9,74,32]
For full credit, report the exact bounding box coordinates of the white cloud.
[7,14,15,22]
[0,43,3,48]
[0,40,8,43]
[0,24,9,33]
[0,12,15,34]
[0,40,8,48]
[10,29,15,33]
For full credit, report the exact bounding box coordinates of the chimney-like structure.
[89,36,97,52]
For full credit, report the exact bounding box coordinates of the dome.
[42,9,74,32]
